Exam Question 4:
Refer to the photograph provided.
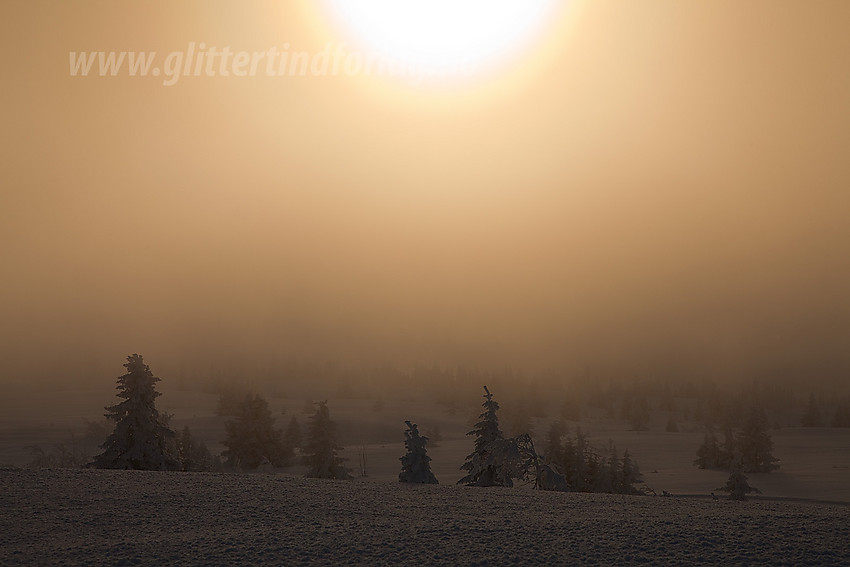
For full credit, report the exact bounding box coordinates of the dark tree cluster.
[457,387,643,494]
[175,426,219,472]
[544,421,643,494]
[695,406,779,473]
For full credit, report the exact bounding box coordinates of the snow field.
[2,468,849,566]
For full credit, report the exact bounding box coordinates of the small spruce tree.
[620,449,643,495]
[800,393,823,427]
[571,428,592,491]
[694,428,723,469]
[544,420,566,466]
[627,395,651,431]
[90,354,178,471]
[176,426,218,472]
[458,386,513,487]
[719,458,760,501]
[719,424,737,469]
[303,401,351,479]
[736,406,779,472]
[283,416,302,449]
[832,400,850,428]
[399,421,438,484]
[222,393,291,469]
[595,442,619,493]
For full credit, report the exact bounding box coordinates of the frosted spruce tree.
[399,421,438,484]
[459,386,514,487]
[303,401,351,479]
[90,354,178,470]
[719,458,761,501]
[800,393,823,427]
[222,393,292,469]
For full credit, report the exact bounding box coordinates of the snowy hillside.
[2,469,849,566]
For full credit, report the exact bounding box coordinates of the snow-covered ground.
[2,469,849,566]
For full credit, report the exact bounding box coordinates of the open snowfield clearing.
[1,469,849,567]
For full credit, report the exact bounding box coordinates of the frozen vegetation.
[1,468,849,566]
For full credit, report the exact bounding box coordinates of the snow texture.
[2,468,849,566]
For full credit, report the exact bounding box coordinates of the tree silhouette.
[90,354,178,471]
[719,458,761,501]
[545,428,642,494]
[620,449,643,495]
[694,428,723,469]
[800,393,823,427]
[176,426,218,472]
[222,393,291,469]
[399,421,438,484]
[283,416,302,449]
[459,386,512,487]
[736,406,779,472]
[832,400,850,428]
[303,401,351,479]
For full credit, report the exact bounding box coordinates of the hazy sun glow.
[322,0,557,79]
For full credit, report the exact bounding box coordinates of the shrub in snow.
[222,393,292,469]
[90,354,178,471]
[303,401,351,479]
[399,421,438,484]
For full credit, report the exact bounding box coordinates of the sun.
[321,0,558,82]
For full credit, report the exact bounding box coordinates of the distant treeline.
[199,358,850,431]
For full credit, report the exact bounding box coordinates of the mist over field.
[2,1,850,393]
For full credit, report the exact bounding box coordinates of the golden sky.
[1,1,849,385]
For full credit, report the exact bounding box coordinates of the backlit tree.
[303,401,351,479]
[399,421,438,484]
[90,354,178,471]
